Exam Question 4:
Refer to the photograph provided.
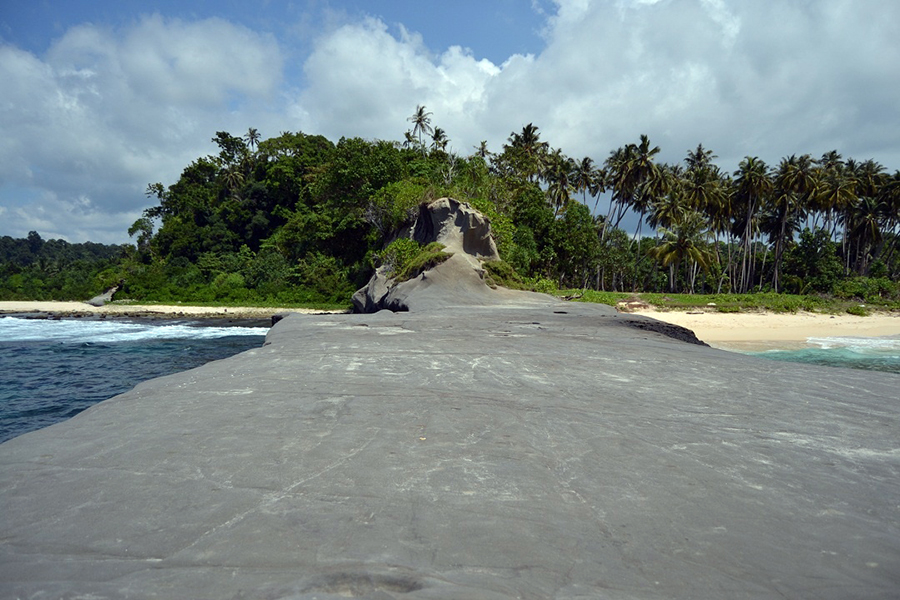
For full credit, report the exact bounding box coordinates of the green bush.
[482,260,527,290]
[833,277,899,304]
[522,276,559,295]
[846,305,870,316]
[394,242,453,282]
[377,238,421,277]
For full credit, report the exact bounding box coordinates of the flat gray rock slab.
[2,302,899,599]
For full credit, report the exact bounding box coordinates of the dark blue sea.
[0,316,268,444]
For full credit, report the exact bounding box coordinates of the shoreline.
[4,301,900,350]
[632,308,900,351]
[0,301,346,321]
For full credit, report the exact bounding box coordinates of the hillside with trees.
[2,109,899,307]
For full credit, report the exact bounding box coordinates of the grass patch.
[566,290,632,306]
[554,290,899,314]
[393,242,453,282]
[376,239,453,283]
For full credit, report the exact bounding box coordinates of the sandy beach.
[633,308,900,351]
[0,301,344,320]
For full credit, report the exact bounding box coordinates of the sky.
[1,0,899,244]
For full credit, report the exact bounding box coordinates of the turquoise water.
[0,316,268,443]
[745,335,900,375]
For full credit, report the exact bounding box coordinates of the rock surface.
[2,294,899,599]
[2,204,898,598]
[352,198,502,313]
[85,285,119,307]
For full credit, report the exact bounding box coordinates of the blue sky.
[1,0,899,243]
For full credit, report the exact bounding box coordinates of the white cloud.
[295,0,900,170]
[0,15,283,243]
[2,1,898,243]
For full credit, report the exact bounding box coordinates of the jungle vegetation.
[2,110,899,309]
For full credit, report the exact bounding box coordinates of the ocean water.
[744,335,900,375]
[0,316,268,444]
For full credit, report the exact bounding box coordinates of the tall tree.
[408,105,433,152]
[767,154,816,291]
[733,157,772,293]
[647,210,712,293]
[243,128,261,151]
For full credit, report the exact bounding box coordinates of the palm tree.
[431,127,449,152]
[767,154,816,291]
[603,144,637,233]
[543,149,574,214]
[647,210,712,293]
[629,135,664,234]
[603,135,665,239]
[243,128,260,151]
[813,152,852,235]
[844,160,887,274]
[649,166,687,231]
[408,105,433,152]
[733,157,772,293]
[572,157,599,205]
[684,143,716,172]
[876,170,900,272]
[505,123,549,182]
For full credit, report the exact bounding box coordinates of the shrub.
[482,260,527,290]
[522,276,559,295]
[377,238,421,277]
[833,277,899,304]
[394,242,453,282]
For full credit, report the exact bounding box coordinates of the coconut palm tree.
[431,127,449,152]
[767,155,816,291]
[543,149,575,214]
[408,105,433,153]
[647,210,712,293]
[572,156,601,205]
[504,123,549,182]
[603,144,638,233]
[733,156,772,293]
[876,170,900,272]
[629,135,664,236]
[818,167,856,239]
[243,128,261,151]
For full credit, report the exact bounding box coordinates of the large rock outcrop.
[3,200,898,598]
[2,302,899,599]
[352,198,513,313]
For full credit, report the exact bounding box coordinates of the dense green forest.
[0,233,127,301]
[2,107,899,307]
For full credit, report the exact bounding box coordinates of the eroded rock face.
[410,197,499,261]
[352,198,501,313]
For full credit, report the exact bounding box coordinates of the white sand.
[633,308,900,351]
[0,301,343,319]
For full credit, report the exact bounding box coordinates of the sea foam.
[0,316,269,344]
